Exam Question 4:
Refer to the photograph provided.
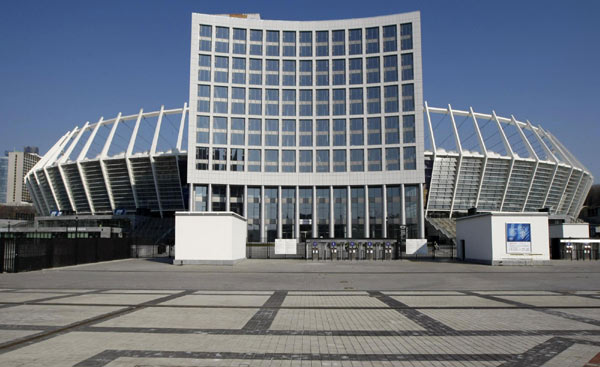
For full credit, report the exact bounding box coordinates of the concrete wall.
[549,223,589,239]
[174,212,247,265]
[457,212,549,265]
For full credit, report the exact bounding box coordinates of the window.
[248,149,261,171]
[332,59,345,85]
[385,116,399,144]
[316,60,328,86]
[231,87,245,114]
[215,26,229,53]
[351,187,365,237]
[198,54,210,81]
[386,185,402,238]
[232,57,245,84]
[333,119,346,146]
[367,87,380,114]
[366,57,380,84]
[248,88,261,115]
[233,28,246,54]
[282,31,296,57]
[265,149,278,172]
[281,187,296,238]
[248,118,261,146]
[368,148,382,171]
[282,150,295,172]
[316,30,328,56]
[404,146,416,170]
[349,58,362,84]
[299,89,312,116]
[384,85,398,113]
[266,59,279,86]
[316,187,330,237]
[197,84,210,113]
[349,29,362,55]
[402,84,415,112]
[282,90,296,116]
[383,25,397,52]
[299,119,312,146]
[266,89,279,116]
[385,148,400,170]
[316,150,329,172]
[403,115,416,143]
[405,185,418,238]
[230,148,244,171]
[332,89,345,116]
[401,53,414,80]
[333,149,346,172]
[350,149,364,171]
[368,186,383,238]
[350,118,363,145]
[264,187,277,241]
[213,86,228,114]
[249,58,262,85]
[196,115,209,144]
[212,148,227,171]
[299,150,313,172]
[367,117,381,145]
[282,60,296,86]
[332,30,345,56]
[316,119,329,146]
[230,118,245,145]
[249,29,262,55]
[212,117,227,145]
[349,88,363,115]
[282,119,295,146]
[316,89,329,116]
[199,25,211,51]
[195,147,209,170]
[229,185,244,214]
[299,60,312,86]
[383,55,398,82]
[265,119,279,146]
[400,23,413,50]
[366,27,379,54]
[247,187,260,241]
[266,30,279,56]
[214,56,228,83]
[299,31,312,57]
[194,185,208,211]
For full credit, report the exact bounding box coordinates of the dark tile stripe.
[242,290,287,330]
[74,349,512,367]
[498,337,600,367]
[368,291,456,333]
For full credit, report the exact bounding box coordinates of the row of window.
[194,146,417,172]
[196,116,416,146]
[198,54,413,85]
[193,184,420,241]
[198,24,413,57]
[197,84,415,116]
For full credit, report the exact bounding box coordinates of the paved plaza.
[0,259,599,366]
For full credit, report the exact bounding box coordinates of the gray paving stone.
[0,304,124,326]
[390,295,512,308]
[160,294,271,307]
[40,293,167,305]
[0,292,70,303]
[0,330,42,345]
[496,295,600,307]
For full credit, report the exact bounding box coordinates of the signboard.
[275,238,297,255]
[506,223,531,254]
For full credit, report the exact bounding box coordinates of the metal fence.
[0,237,131,273]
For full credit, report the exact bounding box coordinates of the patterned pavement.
[0,288,599,366]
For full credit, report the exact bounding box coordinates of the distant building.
[0,154,7,204]
[7,149,41,204]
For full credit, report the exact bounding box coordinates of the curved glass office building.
[188,13,425,242]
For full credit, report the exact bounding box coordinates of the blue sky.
[1,0,598,181]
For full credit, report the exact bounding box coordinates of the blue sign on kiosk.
[331,242,336,247]
[350,242,355,247]
[313,242,318,247]
[368,242,372,247]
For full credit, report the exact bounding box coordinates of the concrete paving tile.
[270,309,425,331]
[548,308,600,321]
[288,291,368,295]
[193,290,274,295]
[160,294,270,307]
[541,343,600,367]
[0,329,41,344]
[0,304,124,326]
[382,291,464,295]
[11,289,93,293]
[100,290,181,294]
[40,293,167,305]
[497,295,600,307]
[419,308,600,330]
[95,306,258,329]
[390,295,512,308]
[0,292,68,303]
[574,291,600,295]
[474,290,559,295]
[282,296,386,307]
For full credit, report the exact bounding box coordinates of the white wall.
[549,223,589,239]
[174,212,247,264]
[457,212,549,265]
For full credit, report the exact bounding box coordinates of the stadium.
[24,12,593,249]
